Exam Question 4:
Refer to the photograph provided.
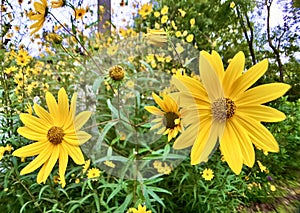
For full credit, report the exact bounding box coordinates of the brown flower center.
[163,112,179,129]
[109,65,125,81]
[211,97,236,122]
[47,126,65,145]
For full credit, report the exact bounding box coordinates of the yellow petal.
[145,106,164,116]
[238,105,286,122]
[19,113,50,133]
[223,51,245,96]
[42,145,59,183]
[59,144,68,188]
[58,88,69,126]
[34,2,46,14]
[37,161,48,184]
[150,122,163,130]
[20,143,52,175]
[152,93,168,112]
[74,111,92,131]
[220,121,243,174]
[200,51,224,101]
[62,143,84,165]
[12,141,46,157]
[17,126,47,141]
[191,119,225,164]
[210,51,225,80]
[46,91,59,123]
[64,131,92,145]
[230,118,255,167]
[173,121,201,149]
[235,113,279,152]
[229,59,268,98]
[34,103,54,125]
[236,83,291,105]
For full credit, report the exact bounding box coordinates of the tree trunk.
[97,0,111,34]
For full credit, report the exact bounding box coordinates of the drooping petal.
[59,144,68,188]
[17,126,47,141]
[229,59,268,98]
[236,83,290,105]
[223,51,245,96]
[220,120,243,174]
[230,118,255,167]
[37,161,48,184]
[42,145,59,183]
[145,106,164,116]
[62,143,85,165]
[12,141,47,157]
[235,114,279,152]
[74,111,92,131]
[19,143,52,175]
[19,113,50,134]
[238,105,286,122]
[191,119,225,164]
[200,51,224,101]
[173,122,201,149]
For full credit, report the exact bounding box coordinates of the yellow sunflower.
[13,88,92,187]
[202,168,214,181]
[145,93,182,142]
[74,7,86,20]
[172,50,290,174]
[138,3,152,19]
[128,204,151,213]
[29,0,48,35]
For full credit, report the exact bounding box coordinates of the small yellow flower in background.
[257,160,267,173]
[75,178,80,183]
[51,0,66,8]
[190,18,196,26]
[74,7,86,19]
[29,0,48,35]
[145,93,182,142]
[146,29,168,47]
[154,22,160,29]
[119,131,127,141]
[21,157,26,162]
[4,66,18,75]
[175,43,184,54]
[182,30,188,37]
[178,9,186,17]
[153,160,172,175]
[5,144,12,152]
[104,160,116,168]
[175,31,182,37]
[172,50,290,175]
[138,3,152,19]
[171,20,177,30]
[107,44,118,56]
[270,184,276,191]
[12,88,92,188]
[4,188,8,192]
[53,175,60,184]
[186,34,194,43]
[160,5,169,15]
[161,15,168,24]
[109,65,125,81]
[153,11,160,18]
[126,80,135,89]
[87,168,101,180]
[230,2,236,8]
[82,159,91,174]
[128,204,151,213]
[202,168,214,181]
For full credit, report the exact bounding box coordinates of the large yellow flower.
[145,93,182,142]
[29,0,48,35]
[172,50,290,174]
[13,88,92,187]
[138,3,152,19]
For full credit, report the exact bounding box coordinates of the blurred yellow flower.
[12,88,92,187]
[4,66,18,75]
[202,168,214,181]
[257,160,267,172]
[51,0,66,8]
[270,184,276,191]
[186,34,194,43]
[160,5,169,15]
[230,2,236,8]
[178,9,186,17]
[153,11,160,17]
[138,3,152,19]
[109,65,125,81]
[190,18,195,26]
[161,15,168,24]
[104,160,115,168]
[82,159,91,174]
[175,31,182,37]
[74,7,86,20]
[29,0,48,35]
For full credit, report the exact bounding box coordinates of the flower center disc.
[211,97,236,122]
[109,65,125,81]
[47,126,65,145]
[163,112,179,129]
